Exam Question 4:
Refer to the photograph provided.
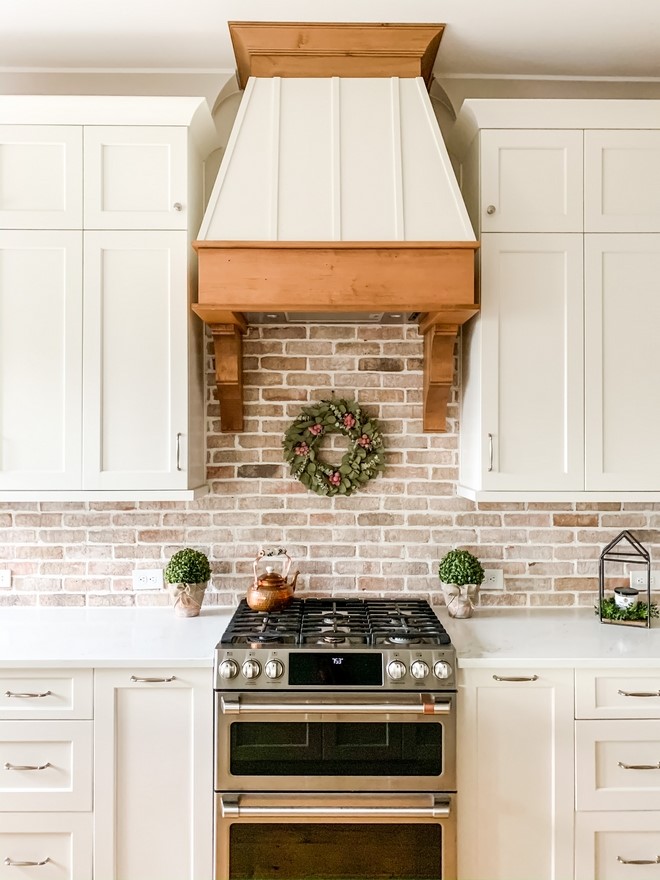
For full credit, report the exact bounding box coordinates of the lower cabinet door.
[93,668,213,880]
[0,813,92,880]
[575,812,660,880]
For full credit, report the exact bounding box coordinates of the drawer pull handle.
[4,857,51,867]
[130,675,176,683]
[4,690,51,699]
[618,761,660,771]
[618,689,660,698]
[4,762,51,771]
[617,856,660,865]
[493,675,539,682]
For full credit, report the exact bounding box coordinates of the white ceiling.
[2,0,660,81]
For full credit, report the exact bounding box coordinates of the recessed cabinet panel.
[480,233,584,491]
[586,131,660,232]
[82,231,188,490]
[84,127,188,229]
[0,125,83,229]
[480,129,583,232]
[585,235,660,490]
[0,231,82,490]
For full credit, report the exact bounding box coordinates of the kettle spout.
[289,570,300,593]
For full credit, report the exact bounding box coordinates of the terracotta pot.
[168,582,207,618]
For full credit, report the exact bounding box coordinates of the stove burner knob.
[387,660,407,681]
[433,660,453,680]
[242,659,261,680]
[218,659,239,680]
[265,659,284,680]
[410,660,430,680]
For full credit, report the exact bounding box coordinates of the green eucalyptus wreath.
[283,398,384,497]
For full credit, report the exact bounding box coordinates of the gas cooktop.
[215,598,455,691]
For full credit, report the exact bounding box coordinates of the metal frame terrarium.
[598,530,652,629]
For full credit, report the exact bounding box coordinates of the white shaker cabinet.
[0,97,216,499]
[585,234,660,490]
[0,230,83,490]
[460,233,583,493]
[457,667,574,880]
[94,668,213,880]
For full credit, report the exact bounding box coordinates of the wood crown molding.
[228,22,445,90]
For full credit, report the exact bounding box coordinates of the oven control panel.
[215,648,456,690]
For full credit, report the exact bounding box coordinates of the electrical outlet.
[482,569,504,590]
[132,569,164,591]
[630,571,656,589]
[0,569,11,589]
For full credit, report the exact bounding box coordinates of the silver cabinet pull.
[221,696,450,716]
[4,690,51,699]
[4,762,51,771]
[173,202,183,211]
[130,675,176,683]
[493,675,539,683]
[221,796,450,820]
[4,857,51,867]
[487,433,494,472]
[618,689,660,698]
[618,761,660,770]
[486,205,496,215]
[176,432,183,471]
[617,856,660,865]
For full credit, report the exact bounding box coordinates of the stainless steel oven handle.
[220,696,451,715]
[221,797,451,819]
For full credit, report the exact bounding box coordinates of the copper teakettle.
[247,547,300,613]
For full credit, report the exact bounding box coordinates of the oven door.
[216,791,456,880]
[215,691,456,792]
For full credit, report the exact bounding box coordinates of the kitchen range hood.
[194,22,478,432]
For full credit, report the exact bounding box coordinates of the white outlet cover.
[482,569,504,590]
[0,569,11,589]
[132,569,164,590]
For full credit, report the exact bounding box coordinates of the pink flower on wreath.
[329,471,342,486]
[294,442,310,457]
[342,413,356,429]
[357,434,372,448]
[309,424,324,436]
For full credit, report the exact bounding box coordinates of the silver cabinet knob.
[387,660,407,681]
[434,661,452,680]
[486,204,496,215]
[219,659,239,680]
[173,202,183,212]
[410,660,430,680]
[265,659,284,680]
[242,659,261,680]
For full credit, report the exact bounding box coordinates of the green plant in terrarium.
[164,548,211,585]
[438,549,485,586]
[597,597,658,622]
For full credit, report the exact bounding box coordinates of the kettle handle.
[253,548,293,585]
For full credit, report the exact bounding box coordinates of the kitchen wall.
[1,322,658,608]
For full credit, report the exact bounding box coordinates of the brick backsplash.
[0,323,657,608]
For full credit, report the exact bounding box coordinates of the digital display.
[289,652,383,686]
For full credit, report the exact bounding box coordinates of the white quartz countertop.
[0,607,234,667]
[1,606,660,669]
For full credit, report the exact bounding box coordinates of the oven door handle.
[220,796,451,819]
[220,695,451,716]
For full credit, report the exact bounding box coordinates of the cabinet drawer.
[0,813,92,880]
[576,720,660,811]
[575,811,660,879]
[576,670,660,719]
[0,670,93,719]
[0,721,92,811]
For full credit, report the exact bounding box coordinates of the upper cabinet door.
[83,126,188,230]
[0,230,83,490]
[0,125,83,229]
[585,234,660,490]
[480,129,583,232]
[480,233,584,492]
[585,130,660,232]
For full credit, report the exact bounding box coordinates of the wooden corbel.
[191,307,247,432]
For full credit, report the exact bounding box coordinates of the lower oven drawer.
[215,691,456,792]
[215,792,456,880]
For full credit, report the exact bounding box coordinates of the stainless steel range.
[214,597,457,880]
